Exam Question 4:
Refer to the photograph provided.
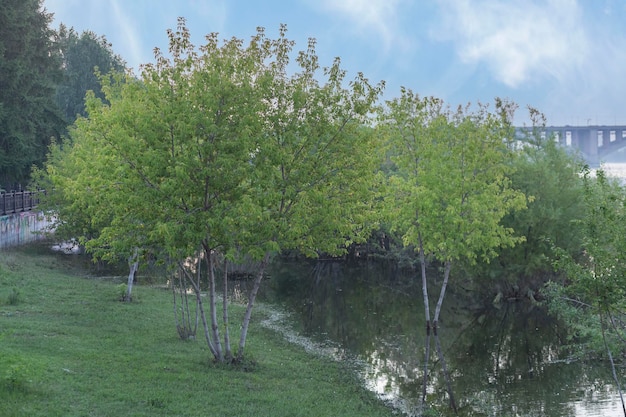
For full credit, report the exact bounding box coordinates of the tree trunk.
[433,260,452,334]
[125,248,139,301]
[418,232,432,411]
[197,285,219,360]
[601,312,626,416]
[418,232,431,331]
[237,252,270,360]
[222,259,232,361]
[193,260,200,336]
[205,248,223,361]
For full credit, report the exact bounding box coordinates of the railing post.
[16,191,23,212]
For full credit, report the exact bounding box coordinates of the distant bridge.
[519,125,626,166]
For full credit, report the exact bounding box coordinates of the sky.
[42,0,626,127]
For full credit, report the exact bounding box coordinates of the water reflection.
[265,259,624,416]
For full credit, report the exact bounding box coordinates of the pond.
[263,259,625,417]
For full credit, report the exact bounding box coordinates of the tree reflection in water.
[265,259,624,416]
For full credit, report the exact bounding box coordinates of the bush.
[0,353,40,392]
[6,288,21,305]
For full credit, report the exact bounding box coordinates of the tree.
[379,90,527,410]
[55,25,126,124]
[0,0,64,187]
[41,19,383,362]
[550,168,626,416]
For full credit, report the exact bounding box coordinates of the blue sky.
[43,0,626,126]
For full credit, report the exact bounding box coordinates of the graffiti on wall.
[0,211,53,249]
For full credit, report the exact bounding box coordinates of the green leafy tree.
[55,25,126,124]
[0,0,64,187]
[41,19,383,362]
[550,168,626,415]
[379,90,527,410]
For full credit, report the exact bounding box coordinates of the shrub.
[6,288,20,305]
[0,353,39,392]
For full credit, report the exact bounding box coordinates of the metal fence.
[0,190,44,216]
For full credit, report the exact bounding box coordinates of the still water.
[263,259,625,417]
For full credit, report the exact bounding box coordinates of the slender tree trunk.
[193,258,200,336]
[172,271,181,334]
[205,249,223,361]
[125,248,139,301]
[435,333,458,414]
[197,285,219,360]
[237,252,270,360]
[600,312,626,416]
[179,261,218,358]
[418,232,431,331]
[419,231,432,411]
[433,260,452,334]
[222,260,232,360]
[172,268,196,339]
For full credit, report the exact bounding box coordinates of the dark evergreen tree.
[0,0,64,188]
[55,25,126,123]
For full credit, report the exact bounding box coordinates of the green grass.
[0,245,396,417]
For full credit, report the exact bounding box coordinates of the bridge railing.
[0,190,45,216]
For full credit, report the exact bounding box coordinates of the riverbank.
[0,246,396,417]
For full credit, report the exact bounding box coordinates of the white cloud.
[435,0,589,88]
[315,0,408,50]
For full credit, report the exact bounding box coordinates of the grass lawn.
[0,244,396,417]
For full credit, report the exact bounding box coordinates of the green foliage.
[542,281,604,358]
[116,283,128,301]
[0,0,64,186]
[31,136,111,247]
